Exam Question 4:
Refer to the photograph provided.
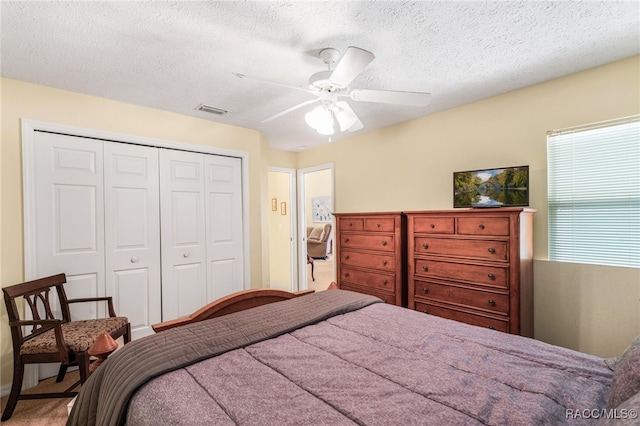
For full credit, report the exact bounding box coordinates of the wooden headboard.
[152,288,316,333]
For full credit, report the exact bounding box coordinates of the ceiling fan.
[233,46,432,136]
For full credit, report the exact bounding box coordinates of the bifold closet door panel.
[104,143,162,340]
[204,155,244,302]
[159,149,207,320]
[33,131,106,320]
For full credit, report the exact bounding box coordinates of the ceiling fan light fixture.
[334,102,358,132]
[305,105,335,135]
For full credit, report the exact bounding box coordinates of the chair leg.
[124,322,132,344]
[1,359,24,421]
[56,363,69,382]
[77,352,90,384]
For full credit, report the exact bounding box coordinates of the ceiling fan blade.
[329,47,375,87]
[232,72,314,95]
[334,101,363,132]
[262,98,319,123]
[350,89,432,106]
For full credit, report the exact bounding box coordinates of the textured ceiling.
[1,1,639,151]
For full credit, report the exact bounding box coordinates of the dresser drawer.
[415,237,508,261]
[364,217,396,232]
[339,218,364,232]
[340,267,395,293]
[340,250,396,271]
[414,259,508,288]
[414,280,508,315]
[457,217,510,236]
[415,301,509,332]
[412,216,455,234]
[340,283,396,304]
[341,234,395,252]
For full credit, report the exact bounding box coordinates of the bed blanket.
[126,300,612,425]
[67,289,381,426]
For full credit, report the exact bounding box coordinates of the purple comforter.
[127,297,611,425]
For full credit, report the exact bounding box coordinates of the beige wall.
[268,170,293,290]
[0,78,267,389]
[297,56,640,358]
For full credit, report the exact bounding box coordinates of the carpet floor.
[0,370,78,426]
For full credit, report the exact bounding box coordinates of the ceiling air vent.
[195,103,228,115]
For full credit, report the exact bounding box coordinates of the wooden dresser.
[333,212,406,306]
[405,208,534,336]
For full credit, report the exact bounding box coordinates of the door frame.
[21,118,252,388]
[297,163,335,290]
[267,167,298,290]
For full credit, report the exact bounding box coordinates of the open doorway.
[298,164,335,291]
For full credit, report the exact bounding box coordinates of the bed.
[67,288,639,426]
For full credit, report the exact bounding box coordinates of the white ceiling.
[2,1,639,151]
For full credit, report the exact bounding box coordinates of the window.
[547,116,640,268]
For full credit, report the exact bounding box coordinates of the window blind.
[547,116,640,268]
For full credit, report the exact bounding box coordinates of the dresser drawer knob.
[488,247,496,254]
[430,224,435,229]
[382,279,388,285]
[344,255,350,260]
[488,299,496,306]
[376,223,381,228]
[130,257,139,263]
[422,309,429,314]
[349,223,353,227]
[478,224,485,230]
[344,272,350,277]
[422,265,429,272]
[344,238,350,243]
[487,273,496,280]
[382,260,388,266]
[422,243,429,249]
[422,287,429,294]
[488,325,496,330]
[381,240,387,246]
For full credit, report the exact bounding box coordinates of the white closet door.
[33,132,105,320]
[159,149,207,320]
[205,155,244,301]
[104,143,161,340]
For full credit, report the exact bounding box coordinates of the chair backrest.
[321,224,332,241]
[2,273,70,342]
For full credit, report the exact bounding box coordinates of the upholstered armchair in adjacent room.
[306,224,332,259]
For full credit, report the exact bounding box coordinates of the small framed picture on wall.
[312,196,332,222]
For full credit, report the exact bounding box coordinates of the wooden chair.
[1,273,131,421]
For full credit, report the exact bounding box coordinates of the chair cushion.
[308,226,323,240]
[20,317,128,355]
